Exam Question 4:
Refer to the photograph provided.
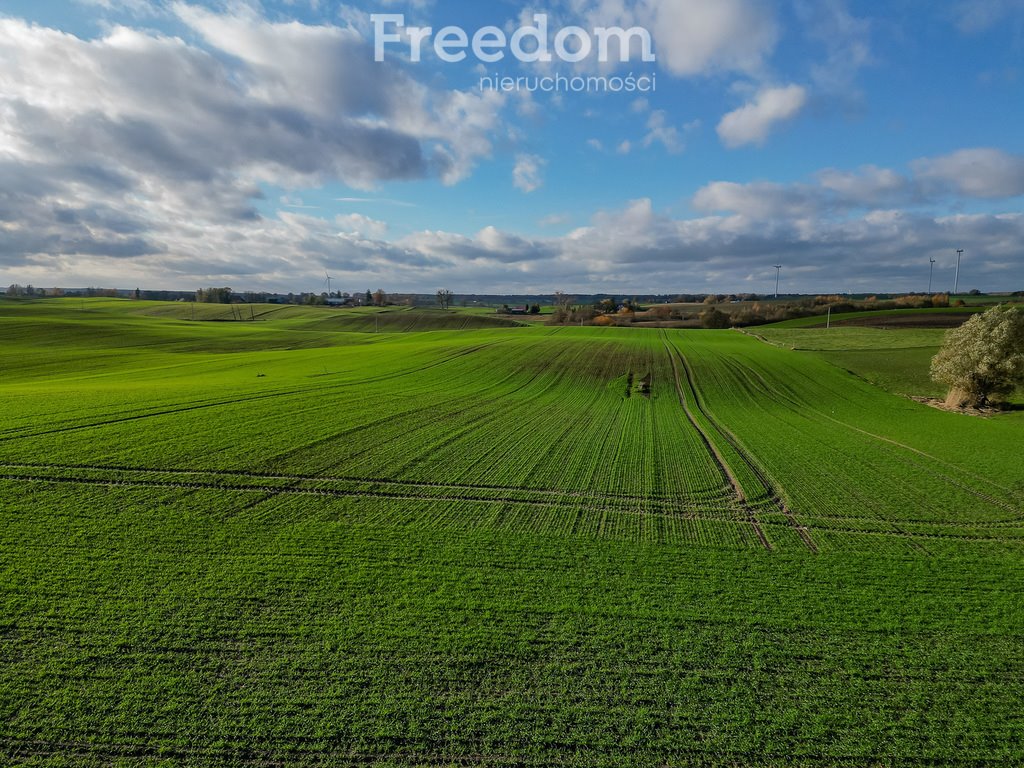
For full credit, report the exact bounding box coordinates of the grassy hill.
[1,300,1022,766]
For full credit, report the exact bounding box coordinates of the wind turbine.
[954,249,964,296]
[774,265,783,299]
[324,271,333,297]
[928,258,936,294]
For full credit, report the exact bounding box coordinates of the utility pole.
[954,249,964,295]
[928,258,936,294]
[774,265,783,299]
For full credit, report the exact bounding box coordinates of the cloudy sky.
[1,0,1022,295]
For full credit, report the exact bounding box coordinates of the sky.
[0,0,1022,296]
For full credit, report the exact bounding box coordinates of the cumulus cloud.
[912,148,1024,199]
[513,154,546,193]
[693,149,1024,221]
[815,165,911,205]
[693,181,821,219]
[639,0,779,77]
[717,84,808,148]
[1,6,1022,295]
[540,0,778,79]
[336,213,389,239]
[641,111,686,154]
[0,8,511,285]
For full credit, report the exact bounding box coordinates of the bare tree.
[436,289,454,310]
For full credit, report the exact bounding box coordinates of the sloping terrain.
[1,300,1021,767]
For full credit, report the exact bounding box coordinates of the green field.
[2,299,1022,766]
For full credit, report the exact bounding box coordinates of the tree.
[931,305,1024,408]
[436,289,454,310]
[373,289,387,307]
[364,290,373,306]
[700,307,731,329]
[196,287,232,304]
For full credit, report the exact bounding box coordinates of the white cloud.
[539,213,571,228]
[640,114,699,155]
[815,165,910,204]
[794,0,872,94]
[539,0,778,79]
[639,0,779,77]
[0,7,514,288]
[513,154,546,193]
[2,8,1023,295]
[952,0,1024,33]
[693,150,1024,221]
[912,148,1024,199]
[717,84,808,148]
[336,213,389,239]
[641,110,684,154]
[693,181,821,219]
[631,97,650,113]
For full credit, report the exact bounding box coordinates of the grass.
[752,327,950,398]
[1,299,1022,766]
[766,306,983,329]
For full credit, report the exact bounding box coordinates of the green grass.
[752,327,950,398]
[1,300,1022,766]
[754,326,1024,404]
[766,306,982,329]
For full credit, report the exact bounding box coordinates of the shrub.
[700,308,731,329]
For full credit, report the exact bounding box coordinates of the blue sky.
[0,0,1022,294]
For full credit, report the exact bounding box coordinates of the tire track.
[0,471,751,524]
[723,355,1023,520]
[0,462,736,513]
[0,462,735,508]
[660,334,773,551]
[0,340,509,443]
[675,346,818,553]
[665,334,819,553]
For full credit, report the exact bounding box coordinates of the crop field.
[1,299,1022,767]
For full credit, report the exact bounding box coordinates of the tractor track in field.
[0,468,746,523]
[660,336,775,551]
[674,345,818,554]
[6,463,1018,547]
[231,339,568,511]
[0,340,510,443]
[0,462,735,507]
[724,356,1024,520]
[662,333,819,553]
